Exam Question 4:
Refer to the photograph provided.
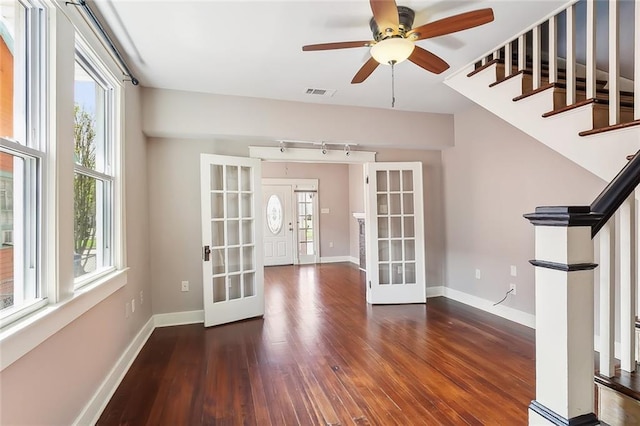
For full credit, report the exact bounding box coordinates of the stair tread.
[494,59,609,85]
[467,59,501,78]
[542,98,596,118]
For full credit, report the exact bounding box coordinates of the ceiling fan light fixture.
[370,37,414,65]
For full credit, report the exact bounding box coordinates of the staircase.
[445,0,640,424]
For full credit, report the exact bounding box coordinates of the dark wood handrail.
[591,149,640,237]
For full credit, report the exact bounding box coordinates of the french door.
[365,162,426,304]
[200,154,263,327]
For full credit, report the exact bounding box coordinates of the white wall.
[349,164,365,262]
[443,105,606,315]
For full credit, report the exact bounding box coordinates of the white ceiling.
[93,0,569,114]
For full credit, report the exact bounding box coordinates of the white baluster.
[566,5,576,105]
[532,26,541,89]
[599,220,616,377]
[619,195,636,372]
[609,0,620,125]
[518,34,526,72]
[505,41,512,78]
[586,0,596,99]
[548,16,557,84]
[635,0,640,119]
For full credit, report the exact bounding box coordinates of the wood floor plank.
[98,263,535,425]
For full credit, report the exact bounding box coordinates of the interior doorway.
[262,178,319,265]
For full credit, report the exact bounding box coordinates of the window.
[297,192,315,256]
[73,51,115,284]
[0,0,45,322]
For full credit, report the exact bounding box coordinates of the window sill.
[0,269,128,372]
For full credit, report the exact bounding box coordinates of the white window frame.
[72,41,119,288]
[0,3,128,371]
[0,0,47,327]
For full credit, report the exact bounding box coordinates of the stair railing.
[476,0,639,125]
[524,150,640,425]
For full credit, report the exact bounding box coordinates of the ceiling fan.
[302,0,495,84]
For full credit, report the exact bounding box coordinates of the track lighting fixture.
[344,144,351,156]
[279,141,286,153]
[321,142,327,155]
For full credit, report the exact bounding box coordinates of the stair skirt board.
[597,383,640,425]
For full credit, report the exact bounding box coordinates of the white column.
[526,207,599,426]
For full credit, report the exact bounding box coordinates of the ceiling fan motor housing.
[369,6,415,41]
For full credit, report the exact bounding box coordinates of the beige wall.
[261,162,350,258]
[349,164,364,261]
[0,83,150,424]
[141,87,455,150]
[148,138,447,315]
[443,105,606,315]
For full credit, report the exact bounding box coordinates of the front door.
[364,162,426,304]
[200,154,263,327]
[263,184,294,266]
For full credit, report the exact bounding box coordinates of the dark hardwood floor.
[98,263,535,425]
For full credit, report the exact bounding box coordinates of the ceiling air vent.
[304,87,336,97]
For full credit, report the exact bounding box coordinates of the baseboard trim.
[154,310,204,327]
[348,256,360,265]
[426,286,445,298]
[443,287,535,329]
[320,256,352,264]
[73,316,155,426]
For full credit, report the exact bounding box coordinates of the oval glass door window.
[266,194,283,235]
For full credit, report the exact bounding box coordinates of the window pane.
[74,173,98,278]
[74,61,107,173]
[0,152,17,309]
[0,149,39,313]
[0,1,27,142]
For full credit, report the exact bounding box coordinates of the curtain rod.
[66,0,139,85]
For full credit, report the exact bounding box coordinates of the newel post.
[524,206,602,426]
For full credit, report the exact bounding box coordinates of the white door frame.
[262,178,319,264]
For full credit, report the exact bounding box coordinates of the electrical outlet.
[475,269,481,280]
[510,265,517,277]
[510,283,517,296]
[181,281,189,292]
[329,241,334,248]
[140,290,144,305]
[131,298,135,313]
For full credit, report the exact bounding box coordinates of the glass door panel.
[365,162,425,304]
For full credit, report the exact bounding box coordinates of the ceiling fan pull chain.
[391,61,396,108]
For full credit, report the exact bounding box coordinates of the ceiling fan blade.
[408,46,450,74]
[302,41,373,51]
[351,57,380,84]
[407,8,494,41]
[370,0,399,32]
